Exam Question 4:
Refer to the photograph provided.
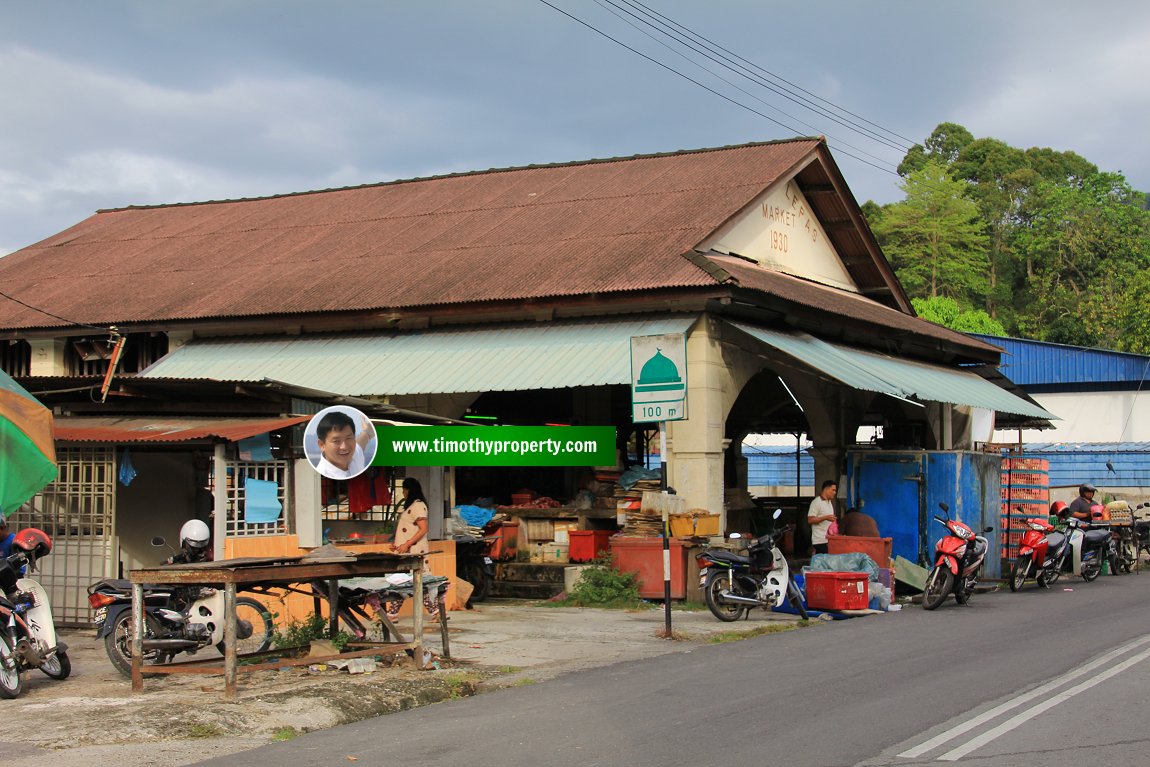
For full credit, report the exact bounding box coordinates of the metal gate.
[11,447,117,626]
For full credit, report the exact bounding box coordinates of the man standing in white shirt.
[808,479,838,555]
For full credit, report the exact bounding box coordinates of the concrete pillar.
[668,318,727,521]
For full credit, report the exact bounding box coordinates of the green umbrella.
[0,368,57,515]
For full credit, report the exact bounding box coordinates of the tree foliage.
[866,122,1150,354]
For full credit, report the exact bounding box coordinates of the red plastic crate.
[1001,471,1049,486]
[1002,458,1049,471]
[1000,486,1049,501]
[569,530,613,563]
[804,571,868,611]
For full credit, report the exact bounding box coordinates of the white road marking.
[937,645,1150,761]
[897,633,1150,759]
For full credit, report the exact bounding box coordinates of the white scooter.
[1061,515,1118,581]
[0,528,70,699]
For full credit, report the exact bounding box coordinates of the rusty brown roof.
[53,415,311,443]
[697,253,1001,359]
[0,139,856,330]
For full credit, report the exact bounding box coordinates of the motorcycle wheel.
[40,649,71,680]
[105,611,167,678]
[1108,548,1122,576]
[1009,555,1031,592]
[922,567,953,611]
[216,597,275,656]
[703,570,749,622]
[461,559,492,603]
[1082,560,1101,582]
[0,634,22,699]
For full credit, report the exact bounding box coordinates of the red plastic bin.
[804,571,868,611]
[488,519,519,561]
[608,536,687,599]
[569,530,613,563]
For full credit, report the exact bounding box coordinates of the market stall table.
[128,551,427,699]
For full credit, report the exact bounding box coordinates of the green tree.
[897,122,974,177]
[872,160,990,305]
[912,296,1006,335]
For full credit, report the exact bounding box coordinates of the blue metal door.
[849,452,926,566]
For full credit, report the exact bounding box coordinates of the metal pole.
[661,422,672,637]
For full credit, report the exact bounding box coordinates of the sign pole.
[661,421,672,637]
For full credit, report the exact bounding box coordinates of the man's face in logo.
[318,425,357,470]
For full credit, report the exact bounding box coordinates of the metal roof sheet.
[139,316,699,396]
[972,335,1150,387]
[0,141,824,329]
[53,415,311,443]
[730,322,1056,420]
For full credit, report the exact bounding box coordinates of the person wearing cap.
[1067,484,1098,521]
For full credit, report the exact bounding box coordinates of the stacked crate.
[1000,457,1050,564]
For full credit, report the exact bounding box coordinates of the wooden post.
[224,583,237,700]
[131,582,144,692]
[411,564,424,668]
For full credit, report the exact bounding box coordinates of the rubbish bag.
[807,552,881,581]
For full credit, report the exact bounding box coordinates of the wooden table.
[128,552,426,699]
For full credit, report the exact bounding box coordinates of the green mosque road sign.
[630,333,687,422]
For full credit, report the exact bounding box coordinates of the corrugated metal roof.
[972,335,1150,387]
[140,316,699,396]
[730,322,1056,419]
[0,141,824,329]
[53,415,311,443]
[1017,443,1150,488]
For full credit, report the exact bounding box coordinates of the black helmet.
[1079,483,1096,495]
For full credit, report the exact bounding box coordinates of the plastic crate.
[1000,486,1050,501]
[804,571,869,611]
[569,530,613,562]
[1001,470,1049,486]
[826,535,893,568]
[488,520,519,561]
[1002,458,1049,471]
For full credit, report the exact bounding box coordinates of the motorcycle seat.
[701,549,752,567]
[1045,531,1066,550]
[1083,529,1111,546]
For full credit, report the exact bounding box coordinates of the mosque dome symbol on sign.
[635,349,684,392]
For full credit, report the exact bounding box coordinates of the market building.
[0,138,1052,621]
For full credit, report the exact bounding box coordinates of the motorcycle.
[922,503,993,610]
[696,509,808,621]
[87,537,275,677]
[453,533,497,604]
[1008,515,1070,591]
[0,528,70,699]
[1062,514,1118,582]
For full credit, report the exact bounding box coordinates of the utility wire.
[619,0,917,149]
[603,0,910,154]
[0,288,114,333]
[537,0,899,177]
[592,0,904,167]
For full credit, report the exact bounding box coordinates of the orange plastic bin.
[608,536,687,599]
[569,530,613,563]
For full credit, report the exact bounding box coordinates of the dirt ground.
[0,602,815,767]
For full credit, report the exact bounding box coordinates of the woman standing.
[393,478,429,555]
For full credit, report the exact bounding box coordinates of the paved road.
[191,574,1150,767]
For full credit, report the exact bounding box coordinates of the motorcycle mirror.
[729,533,743,540]
[772,509,783,520]
[938,502,950,513]
[983,527,994,533]
[151,536,167,547]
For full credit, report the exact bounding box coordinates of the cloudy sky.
[2,1,1147,255]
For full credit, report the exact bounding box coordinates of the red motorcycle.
[922,503,994,610]
[1008,516,1069,591]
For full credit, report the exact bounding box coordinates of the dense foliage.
[867,122,1150,352]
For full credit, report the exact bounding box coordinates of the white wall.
[994,391,1150,443]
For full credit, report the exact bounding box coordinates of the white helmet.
[179,519,211,551]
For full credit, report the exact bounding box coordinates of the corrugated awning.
[729,322,1057,420]
[54,415,312,443]
[140,316,700,396]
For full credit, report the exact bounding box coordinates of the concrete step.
[495,562,568,584]
[490,580,564,599]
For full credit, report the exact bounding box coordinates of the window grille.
[221,459,293,537]
[0,340,31,377]
[320,468,404,526]
[11,447,116,626]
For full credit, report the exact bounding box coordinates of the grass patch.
[443,671,483,699]
[186,723,225,739]
[271,613,353,652]
[545,558,651,610]
[272,726,301,742]
[496,665,521,673]
[511,677,536,687]
[707,621,806,644]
